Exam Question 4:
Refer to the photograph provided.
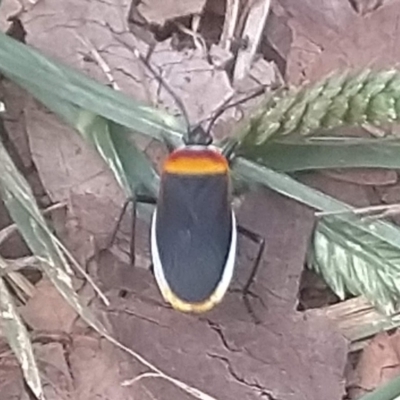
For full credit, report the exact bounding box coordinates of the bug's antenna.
[113,36,192,139]
[205,86,267,137]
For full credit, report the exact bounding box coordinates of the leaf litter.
[2,0,400,399]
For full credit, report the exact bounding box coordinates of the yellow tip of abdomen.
[162,287,223,313]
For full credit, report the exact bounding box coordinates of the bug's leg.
[128,194,157,266]
[85,197,135,272]
[237,225,265,323]
[108,195,157,265]
[108,197,135,251]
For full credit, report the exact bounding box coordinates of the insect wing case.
[151,147,237,312]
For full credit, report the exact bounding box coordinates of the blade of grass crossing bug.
[233,157,400,314]
[0,257,43,400]
[77,113,159,221]
[108,121,159,221]
[77,112,160,199]
[108,121,160,197]
[0,31,184,147]
[77,110,132,192]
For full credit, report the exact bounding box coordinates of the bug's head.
[184,124,213,147]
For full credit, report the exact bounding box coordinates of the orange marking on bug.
[163,147,229,175]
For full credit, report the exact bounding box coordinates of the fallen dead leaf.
[148,38,233,123]
[135,0,207,26]
[35,342,73,399]
[0,0,22,33]
[68,334,138,400]
[0,356,28,400]
[321,168,398,186]
[20,278,78,333]
[276,0,400,84]
[300,172,376,208]
[348,331,400,398]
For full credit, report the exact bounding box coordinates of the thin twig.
[53,236,109,306]
[233,0,271,82]
[75,33,120,90]
[316,203,400,218]
[220,0,240,50]
[122,372,161,386]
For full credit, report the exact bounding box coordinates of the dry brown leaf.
[276,0,400,84]
[0,0,22,33]
[300,172,374,208]
[20,278,78,333]
[136,0,207,26]
[68,335,138,400]
[35,342,74,399]
[349,331,400,398]
[0,358,28,400]
[321,169,398,186]
[148,39,233,123]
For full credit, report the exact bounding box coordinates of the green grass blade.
[76,111,160,199]
[109,121,160,198]
[0,31,184,147]
[0,258,43,399]
[233,157,400,314]
[78,114,159,220]
[232,157,350,211]
[247,139,400,172]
